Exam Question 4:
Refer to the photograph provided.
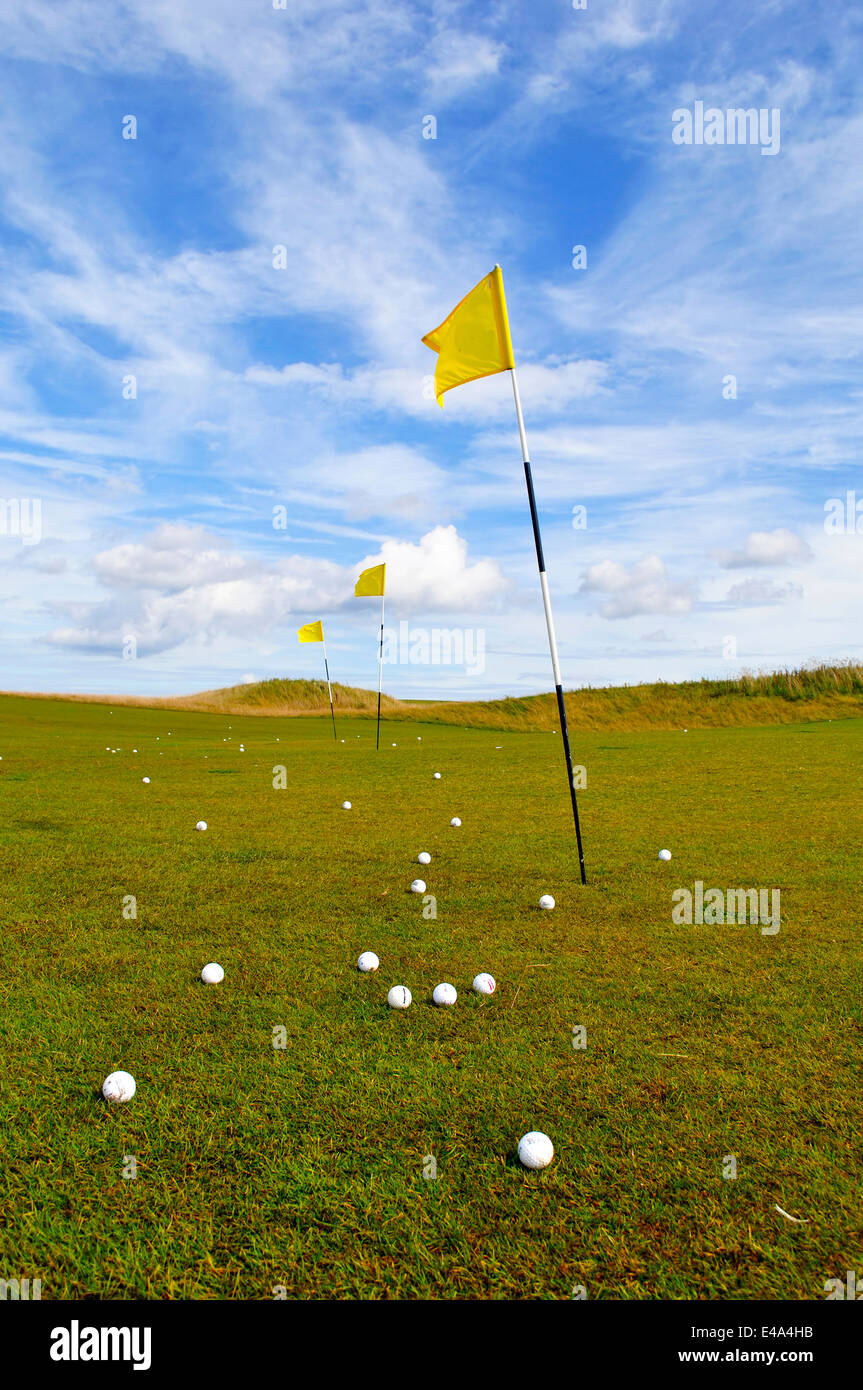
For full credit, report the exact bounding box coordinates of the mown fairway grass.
[0,694,860,1299]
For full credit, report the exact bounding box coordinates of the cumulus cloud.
[44,521,503,654]
[724,578,804,606]
[355,525,507,610]
[93,523,248,591]
[580,554,696,619]
[715,528,812,569]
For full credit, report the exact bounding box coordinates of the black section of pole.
[554,683,587,885]
[324,657,337,742]
[523,458,546,571]
[523,458,587,885]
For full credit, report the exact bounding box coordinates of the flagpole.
[322,635,337,742]
[376,591,385,750]
[509,365,587,885]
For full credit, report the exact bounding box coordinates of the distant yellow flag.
[422,265,515,406]
[297,620,324,644]
[354,563,386,597]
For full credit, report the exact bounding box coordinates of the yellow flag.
[422,264,515,406]
[297,619,324,644]
[354,563,386,597]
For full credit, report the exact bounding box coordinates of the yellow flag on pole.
[354,563,386,597]
[422,264,515,406]
[297,619,324,644]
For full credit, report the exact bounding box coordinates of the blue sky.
[0,0,861,698]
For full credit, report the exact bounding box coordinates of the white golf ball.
[433,772,441,779]
[410,879,426,894]
[417,852,431,865]
[357,951,379,972]
[658,849,672,861]
[450,817,461,827]
[196,821,208,831]
[387,985,412,1009]
[342,801,352,810]
[472,973,496,995]
[432,982,457,1006]
[201,962,224,984]
[142,777,150,784]
[102,1070,136,1104]
[539,894,555,910]
[518,1131,554,1170]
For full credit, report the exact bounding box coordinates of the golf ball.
[342,801,352,810]
[517,1131,554,1170]
[142,777,150,784]
[387,985,412,1009]
[432,983,457,1006]
[201,962,224,984]
[450,817,462,827]
[658,849,672,861]
[539,894,555,910]
[102,1070,136,1104]
[433,772,441,779]
[357,951,380,972]
[410,879,426,894]
[417,852,431,865]
[472,973,496,995]
[196,821,208,831]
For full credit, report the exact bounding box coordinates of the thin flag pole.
[322,635,337,742]
[509,364,587,885]
[376,591,385,750]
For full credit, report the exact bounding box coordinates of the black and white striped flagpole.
[322,635,338,743]
[509,365,587,885]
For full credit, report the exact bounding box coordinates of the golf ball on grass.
[196,821,208,831]
[433,772,441,779]
[102,1071,136,1104]
[417,852,431,865]
[450,817,461,828]
[387,985,412,1009]
[472,973,496,995]
[342,801,352,810]
[410,879,426,894]
[658,849,672,861]
[518,1131,554,1170]
[357,951,379,972]
[201,962,224,984]
[142,777,150,784]
[539,894,555,910]
[432,983,457,1006]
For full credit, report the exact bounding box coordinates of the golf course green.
[1,692,860,1298]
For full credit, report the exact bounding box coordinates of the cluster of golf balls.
[358,952,496,1011]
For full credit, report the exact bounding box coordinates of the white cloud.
[44,522,504,653]
[580,554,696,619]
[355,525,507,610]
[724,578,804,605]
[715,528,812,569]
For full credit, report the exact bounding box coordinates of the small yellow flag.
[297,620,324,644]
[422,265,515,406]
[354,563,386,597]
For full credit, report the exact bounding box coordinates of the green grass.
[0,694,860,1299]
